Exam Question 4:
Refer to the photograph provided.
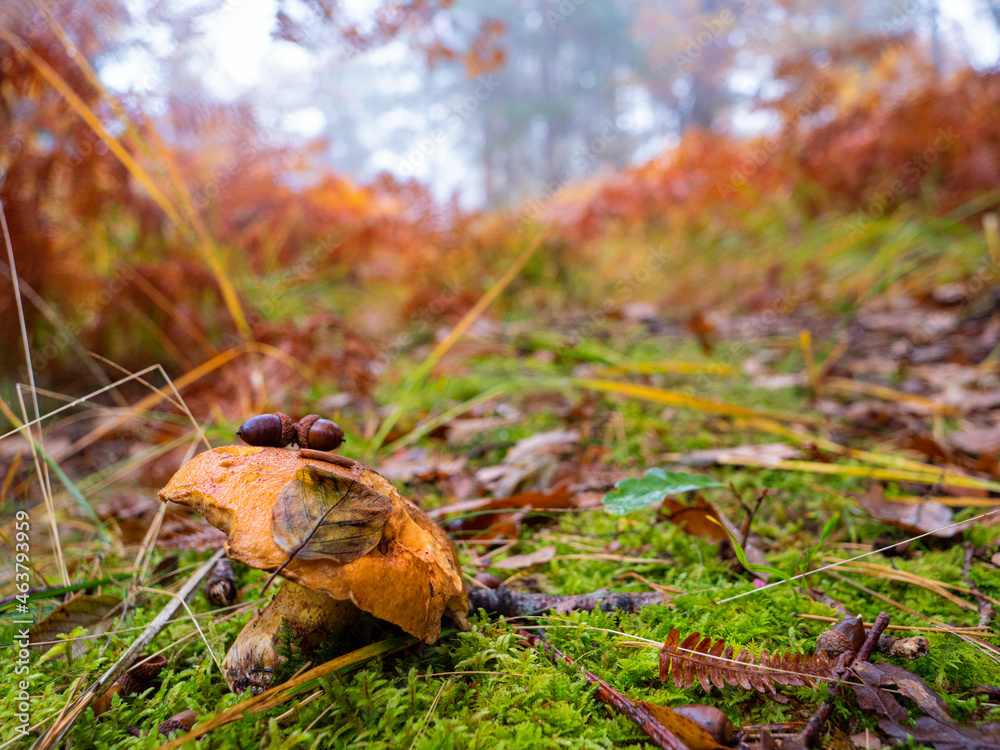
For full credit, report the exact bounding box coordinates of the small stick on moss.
[469,587,665,618]
[516,630,689,750]
[963,543,996,627]
[797,611,891,748]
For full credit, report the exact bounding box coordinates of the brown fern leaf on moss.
[659,629,852,702]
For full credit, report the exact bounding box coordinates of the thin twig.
[517,629,689,750]
[963,542,996,628]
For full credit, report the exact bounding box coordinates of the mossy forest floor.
[4,256,1000,750]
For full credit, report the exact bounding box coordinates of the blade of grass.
[3,202,68,587]
[571,377,823,424]
[716,508,1000,604]
[371,232,545,451]
[158,635,414,749]
[706,454,1000,493]
[730,417,949,475]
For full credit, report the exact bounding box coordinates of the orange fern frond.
[659,629,852,700]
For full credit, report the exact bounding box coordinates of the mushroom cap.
[158,446,467,641]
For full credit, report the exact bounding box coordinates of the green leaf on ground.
[603,468,721,515]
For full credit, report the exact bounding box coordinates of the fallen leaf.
[475,429,579,498]
[378,448,467,482]
[490,545,557,570]
[878,716,1000,750]
[660,495,729,543]
[853,661,952,724]
[603,468,720,515]
[447,485,573,541]
[850,682,908,723]
[271,465,393,564]
[856,484,973,538]
[29,595,121,658]
[637,701,728,750]
[682,443,802,468]
[849,730,882,749]
[950,424,1000,455]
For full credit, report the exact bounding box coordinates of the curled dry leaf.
[636,701,731,750]
[158,446,467,642]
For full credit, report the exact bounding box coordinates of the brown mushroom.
[158,446,468,694]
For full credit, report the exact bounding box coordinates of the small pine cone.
[158,710,197,737]
[125,726,141,738]
[295,414,320,448]
[117,655,167,696]
[205,558,238,608]
[275,412,296,447]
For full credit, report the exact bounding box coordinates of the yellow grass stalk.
[572,378,822,424]
[794,614,996,638]
[158,636,414,749]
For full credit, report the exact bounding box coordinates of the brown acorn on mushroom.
[236,413,345,451]
[158,445,468,695]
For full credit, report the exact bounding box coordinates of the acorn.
[816,614,865,657]
[237,413,295,448]
[158,709,197,737]
[295,414,345,452]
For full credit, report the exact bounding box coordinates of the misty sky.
[103,0,1000,208]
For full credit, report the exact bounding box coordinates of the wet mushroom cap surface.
[158,446,468,641]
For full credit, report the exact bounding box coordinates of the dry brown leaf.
[853,661,951,724]
[683,443,802,467]
[446,485,573,542]
[878,716,1000,750]
[950,424,1000,456]
[29,595,121,658]
[475,429,578,498]
[489,545,557,570]
[271,465,393,564]
[158,446,467,642]
[378,448,467,483]
[636,701,729,750]
[660,496,729,543]
[857,484,973,538]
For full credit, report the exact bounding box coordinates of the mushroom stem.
[222,580,358,695]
